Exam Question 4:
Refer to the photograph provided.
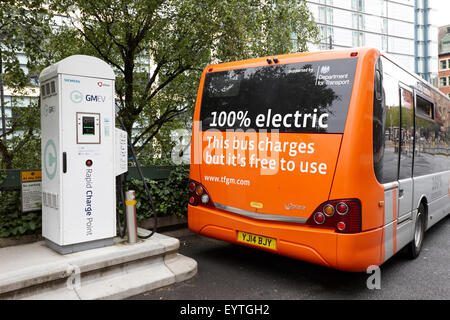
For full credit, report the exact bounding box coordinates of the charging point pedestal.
[40,55,127,254]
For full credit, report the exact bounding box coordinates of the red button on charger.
[86,159,93,167]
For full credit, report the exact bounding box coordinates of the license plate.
[237,231,277,250]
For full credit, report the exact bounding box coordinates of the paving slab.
[0,232,197,300]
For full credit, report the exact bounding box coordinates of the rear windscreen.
[200,58,357,133]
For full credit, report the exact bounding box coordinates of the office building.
[306,0,438,84]
[438,24,450,97]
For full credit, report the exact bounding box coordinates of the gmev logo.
[86,94,106,103]
[69,90,106,103]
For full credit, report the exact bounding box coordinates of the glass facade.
[306,0,438,84]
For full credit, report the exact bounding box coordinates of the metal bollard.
[125,190,138,244]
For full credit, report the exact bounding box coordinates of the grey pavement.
[132,215,450,300]
[0,232,197,300]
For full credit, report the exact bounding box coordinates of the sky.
[434,0,450,27]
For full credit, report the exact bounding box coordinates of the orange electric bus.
[188,47,450,271]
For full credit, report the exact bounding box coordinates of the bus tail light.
[336,202,349,215]
[314,212,325,224]
[188,180,214,208]
[306,199,361,233]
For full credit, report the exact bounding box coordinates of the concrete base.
[45,237,114,255]
[0,232,197,300]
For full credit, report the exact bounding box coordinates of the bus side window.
[374,58,403,184]
[414,95,439,177]
[399,88,414,179]
[373,58,385,183]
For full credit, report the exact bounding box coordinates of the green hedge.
[0,165,190,238]
[0,191,42,238]
[128,165,190,222]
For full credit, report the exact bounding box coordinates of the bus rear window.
[200,58,357,133]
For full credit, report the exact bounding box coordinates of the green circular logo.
[70,90,83,104]
[44,139,57,180]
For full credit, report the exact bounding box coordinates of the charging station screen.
[82,117,95,135]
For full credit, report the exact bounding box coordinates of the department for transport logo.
[70,90,83,104]
[320,65,330,74]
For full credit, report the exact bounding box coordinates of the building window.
[381,18,388,34]
[381,35,388,51]
[318,5,333,25]
[319,25,327,39]
[352,0,364,12]
[440,59,447,70]
[352,13,364,30]
[318,6,326,23]
[380,0,387,17]
[439,77,447,87]
[326,7,333,24]
[352,31,365,47]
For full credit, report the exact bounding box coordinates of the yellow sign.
[21,170,42,182]
[250,202,263,209]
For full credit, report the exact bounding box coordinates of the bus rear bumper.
[188,205,383,272]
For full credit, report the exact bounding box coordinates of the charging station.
[40,55,127,254]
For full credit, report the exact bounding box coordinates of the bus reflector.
[201,194,210,204]
[350,52,358,57]
[306,199,361,234]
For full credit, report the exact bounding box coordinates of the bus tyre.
[406,204,426,259]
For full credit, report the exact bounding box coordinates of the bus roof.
[205,47,377,73]
[205,47,449,103]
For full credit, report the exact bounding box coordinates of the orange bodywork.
[189,47,387,272]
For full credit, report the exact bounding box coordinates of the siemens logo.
[64,78,80,83]
[86,95,106,103]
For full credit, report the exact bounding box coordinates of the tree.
[0,0,52,168]
[48,0,318,159]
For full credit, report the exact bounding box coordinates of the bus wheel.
[406,203,426,259]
